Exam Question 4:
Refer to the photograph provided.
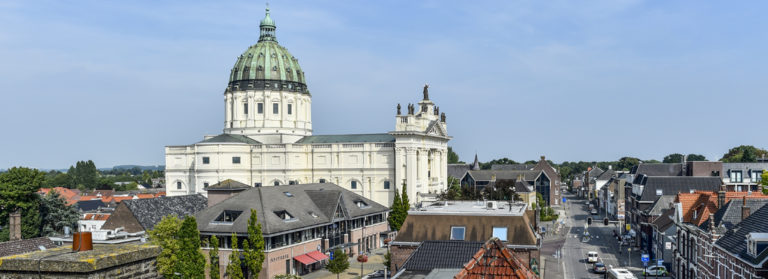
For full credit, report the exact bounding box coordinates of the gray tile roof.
[596,169,615,181]
[490,164,533,171]
[703,199,768,233]
[205,179,251,191]
[652,208,675,232]
[715,204,768,265]
[448,164,470,179]
[402,241,484,272]
[631,163,683,176]
[466,170,541,182]
[199,134,261,145]
[638,177,721,202]
[295,134,395,144]
[648,195,675,215]
[76,199,106,212]
[514,180,534,193]
[0,237,57,258]
[123,194,208,231]
[195,183,389,236]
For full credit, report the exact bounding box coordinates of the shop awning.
[307,250,329,261]
[294,254,317,265]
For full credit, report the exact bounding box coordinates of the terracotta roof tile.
[677,191,768,226]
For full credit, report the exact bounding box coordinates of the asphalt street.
[542,192,670,279]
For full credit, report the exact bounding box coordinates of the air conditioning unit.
[487,201,497,209]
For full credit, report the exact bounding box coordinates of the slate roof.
[196,183,388,236]
[648,195,675,215]
[702,198,768,233]
[514,180,534,193]
[652,208,675,232]
[295,134,395,144]
[199,134,261,145]
[76,199,106,212]
[402,241,484,272]
[0,237,57,258]
[466,170,542,182]
[122,194,208,231]
[631,163,683,176]
[596,169,615,181]
[715,204,768,265]
[448,164,471,179]
[205,179,251,191]
[638,176,721,202]
[491,164,533,171]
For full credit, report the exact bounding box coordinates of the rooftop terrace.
[411,200,528,216]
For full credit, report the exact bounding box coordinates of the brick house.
[712,204,768,278]
[195,183,389,279]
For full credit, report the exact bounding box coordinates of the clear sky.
[2,0,767,169]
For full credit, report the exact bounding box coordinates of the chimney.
[709,213,715,232]
[540,155,545,161]
[9,210,21,241]
[742,197,751,221]
[717,185,726,209]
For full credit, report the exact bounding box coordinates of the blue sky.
[1,0,767,169]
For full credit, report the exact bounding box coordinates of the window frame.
[450,226,466,240]
[273,103,279,114]
[176,181,182,189]
[287,104,293,115]
[383,181,390,189]
[202,157,210,164]
[232,156,241,164]
[351,181,357,189]
[257,103,264,114]
[243,102,248,114]
[492,226,508,241]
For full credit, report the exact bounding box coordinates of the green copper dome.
[227,6,308,94]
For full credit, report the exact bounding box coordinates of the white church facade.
[165,8,450,207]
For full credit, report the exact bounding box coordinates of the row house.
[712,203,768,278]
[673,189,768,279]
[195,183,390,279]
[721,162,768,192]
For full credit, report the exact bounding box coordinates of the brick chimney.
[717,185,726,209]
[742,197,751,221]
[9,210,21,241]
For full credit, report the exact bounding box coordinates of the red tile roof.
[82,213,111,221]
[455,238,538,279]
[676,191,768,226]
[38,187,81,206]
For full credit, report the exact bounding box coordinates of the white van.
[607,268,638,279]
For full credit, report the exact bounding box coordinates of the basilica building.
[165,8,450,207]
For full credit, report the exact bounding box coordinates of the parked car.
[593,262,606,273]
[364,270,388,279]
[591,208,598,215]
[643,265,668,276]
[586,251,599,263]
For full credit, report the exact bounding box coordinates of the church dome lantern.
[228,6,308,94]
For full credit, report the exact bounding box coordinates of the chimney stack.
[717,185,726,209]
[9,210,21,241]
[742,197,751,221]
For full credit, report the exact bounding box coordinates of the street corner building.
[164,6,451,208]
[195,183,390,279]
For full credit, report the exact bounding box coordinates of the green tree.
[149,215,182,278]
[721,145,768,162]
[39,190,79,236]
[243,209,265,279]
[663,153,684,163]
[0,167,45,241]
[209,235,221,279]
[48,172,73,188]
[687,154,707,161]
[388,186,404,231]
[68,160,99,189]
[176,216,205,279]
[401,183,410,212]
[447,147,462,164]
[326,249,350,279]
[617,157,641,171]
[227,233,244,279]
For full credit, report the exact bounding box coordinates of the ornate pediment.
[425,120,448,137]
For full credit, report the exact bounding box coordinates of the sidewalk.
[302,248,388,279]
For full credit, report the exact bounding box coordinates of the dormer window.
[355,200,369,209]
[308,211,318,218]
[214,210,242,224]
[747,233,768,257]
[283,191,294,197]
[274,210,295,221]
